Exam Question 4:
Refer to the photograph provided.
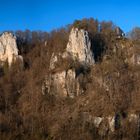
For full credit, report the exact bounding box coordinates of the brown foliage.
[0,19,140,140]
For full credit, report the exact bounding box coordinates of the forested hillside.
[0,18,140,140]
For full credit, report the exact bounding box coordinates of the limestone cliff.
[63,28,94,65]
[43,28,94,97]
[0,32,23,66]
[42,69,82,98]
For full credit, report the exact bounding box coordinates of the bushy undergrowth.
[0,18,140,140]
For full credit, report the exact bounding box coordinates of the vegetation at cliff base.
[0,18,140,140]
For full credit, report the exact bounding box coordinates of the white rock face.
[0,32,22,66]
[82,112,139,136]
[128,114,139,122]
[52,71,68,97]
[44,28,95,98]
[134,54,140,65]
[49,53,58,70]
[42,69,82,97]
[108,116,115,132]
[93,117,103,128]
[64,28,94,65]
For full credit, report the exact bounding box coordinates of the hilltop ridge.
[0,18,140,140]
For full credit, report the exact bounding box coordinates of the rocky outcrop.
[0,32,23,66]
[82,112,139,136]
[136,54,140,65]
[63,28,94,65]
[42,69,82,98]
[49,53,58,70]
[43,28,94,97]
[50,28,95,70]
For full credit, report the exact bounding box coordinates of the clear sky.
[0,0,140,32]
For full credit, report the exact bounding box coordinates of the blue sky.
[0,0,140,32]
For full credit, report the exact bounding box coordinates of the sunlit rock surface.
[42,69,82,98]
[0,32,23,66]
[43,28,95,97]
[63,28,94,65]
